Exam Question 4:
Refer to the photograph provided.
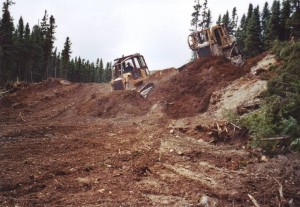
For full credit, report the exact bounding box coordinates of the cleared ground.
[1,55,299,207]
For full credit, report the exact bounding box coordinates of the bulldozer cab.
[188,29,212,58]
[188,24,244,65]
[112,54,150,80]
[111,53,154,98]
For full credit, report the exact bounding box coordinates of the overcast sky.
[9,0,272,70]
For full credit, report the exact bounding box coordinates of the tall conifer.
[0,0,16,84]
[61,37,72,80]
[245,6,262,57]
[265,0,281,48]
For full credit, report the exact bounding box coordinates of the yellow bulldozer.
[188,24,244,65]
[111,53,154,98]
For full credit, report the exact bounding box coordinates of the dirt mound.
[77,90,151,118]
[149,68,177,80]
[149,54,267,119]
[0,79,110,122]
[0,79,151,122]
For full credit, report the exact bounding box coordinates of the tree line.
[191,0,300,57]
[0,0,112,87]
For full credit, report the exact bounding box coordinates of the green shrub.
[224,40,300,153]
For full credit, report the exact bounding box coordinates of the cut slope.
[149,54,267,119]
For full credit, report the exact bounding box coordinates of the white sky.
[9,0,272,70]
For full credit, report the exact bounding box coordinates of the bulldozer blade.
[139,83,154,98]
[229,43,245,66]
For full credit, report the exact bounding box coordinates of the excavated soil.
[1,55,299,207]
[149,54,266,119]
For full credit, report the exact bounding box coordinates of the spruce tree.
[289,0,300,38]
[216,15,221,24]
[75,56,82,82]
[221,11,230,29]
[15,16,25,81]
[45,15,56,79]
[236,14,246,51]
[68,58,75,81]
[244,6,262,57]
[280,0,292,40]
[204,9,212,28]
[245,3,254,27]
[61,37,72,80]
[0,0,16,85]
[238,3,254,53]
[52,47,58,78]
[103,62,112,83]
[228,7,238,35]
[99,58,104,83]
[23,23,31,82]
[199,0,211,30]
[265,0,281,48]
[262,2,271,50]
[191,0,202,31]
[30,25,44,82]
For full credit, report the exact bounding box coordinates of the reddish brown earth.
[0,56,299,207]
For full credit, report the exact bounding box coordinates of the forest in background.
[0,0,112,86]
[0,0,300,87]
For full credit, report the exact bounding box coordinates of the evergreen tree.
[40,10,49,40]
[228,7,238,35]
[216,14,221,24]
[236,14,247,51]
[103,62,112,82]
[199,0,211,30]
[0,0,16,85]
[39,11,56,79]
[75,56,82,82]
[191,0,202,31]
[30,25,44,82]
[61,37,72,80]
[289,0,300,38]
[236,4,253,53]
[15,16,25,81]
[68,58,75,81]
[222,10,230,29]
[45,15,56,79]
[262,2,271,49]
[280,0,292,40]
[52,48,58,78]
[245,3,254,27]
[204,9,212,28]
[23,23,31,82]
[265,0,281,48]
[99,58,104,83]
[244,6,263,57]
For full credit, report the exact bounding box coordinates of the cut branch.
[229,122,241,130]
[261,136,288,141]
[248,194,260,207]
[274,178,284,200]
[19,112,26,122]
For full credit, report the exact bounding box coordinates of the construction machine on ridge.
[188,24,244,65]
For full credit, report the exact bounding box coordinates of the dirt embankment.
[149,54,266,119]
